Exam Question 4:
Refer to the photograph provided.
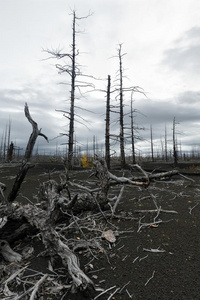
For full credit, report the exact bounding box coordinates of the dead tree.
[165,124,168,161]
[105,75,111,169]
[150,124,154,162]
[7,103,48,202]
[118,44,126,168]
[7,142,14,162]
[1,119,11,162]
[6,118,11,162]
[44,10,92,170]
[130,99,136,164]
[112,44,145,168]
[173,117,178,167]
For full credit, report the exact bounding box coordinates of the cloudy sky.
[1,0,200,158]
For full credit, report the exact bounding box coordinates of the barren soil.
[1,162,200,300]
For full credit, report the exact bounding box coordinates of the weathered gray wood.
[0,240,22,262]
[10,202,94,293]
[7,103,48,203]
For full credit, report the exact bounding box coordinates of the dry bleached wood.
[0,240,22,262]
[11,203,94,293]
[129,165,179,182]
[7,103,48,203]
[29,274,48,300]
[0,103,94,295]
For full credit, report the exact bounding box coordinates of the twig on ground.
[107,287,120,300]
[119,281,130,293]
[111,185,125,217]
[122,255,128,261]
[116,244,125,251]
[70,213,98,259]
[178,173,195,182]
[93,194,118,230]
[145,270,155,286]
[143,247,166,253]
[189,202,199,214]
[126,288,133,298]
[2,266,28,298]
[137,219,173,232]
[132,256,139,264]
[29,274,48,300]
[134,208,178,214]
[88,267,105,274]
[94,285,116,299]
[139,254,148,261]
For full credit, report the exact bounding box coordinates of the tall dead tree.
[67,10,76,170]
[112,44,145,168]
[118,44,126,168]
[6,118,11,162]
[44,11,92,170]
[105,75,111,169]
[173,117,178,167]
[3,125,7,161]
[130,98,136,164]
[150,125,154,162]
[165,124,168,161]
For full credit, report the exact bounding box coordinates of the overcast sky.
[1,0,200,158]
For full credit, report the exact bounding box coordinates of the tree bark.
[105,75,111,169]
[173,117,178,167]
[118,44,126,169]
[67,11,76,170]
[130,99,136,164]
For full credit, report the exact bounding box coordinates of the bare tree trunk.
[67,11,76,170]
[118,45,126,168]
[165,124,168,162]
[7,142,14,162]
[44,11,92,170]
[105,75,111,169]
[150,125,154,162]
[6,118,11,162]
[173,117,178,167]
[130,99,136,164]
[3,125,7,161]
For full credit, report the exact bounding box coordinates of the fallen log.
[129,165,179,182]
[10,203,94,293]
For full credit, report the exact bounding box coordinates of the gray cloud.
[162,26,200,75]
[1,84,200,157]
[1,1,200,158]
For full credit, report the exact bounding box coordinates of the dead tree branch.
[7,103,48,202]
